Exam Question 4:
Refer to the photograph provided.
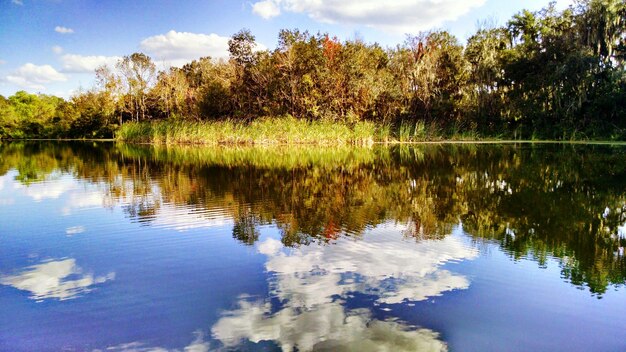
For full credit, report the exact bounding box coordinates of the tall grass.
[116,116,505,145]
[116,116,381,146]
[392,120,492,142]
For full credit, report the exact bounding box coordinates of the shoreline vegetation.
[113,118,622,145]
[1,0,625,144]
[114,117,484,145]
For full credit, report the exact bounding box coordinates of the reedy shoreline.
[113,117,625,146]
[113,117,499,146]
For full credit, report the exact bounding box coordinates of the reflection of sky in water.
[0,175,13,205]
[13,174,76,202]
[2,171,107,214]
[0,259,115,301]
[3,143,626,352]
[65,226,86,236]
[61,191,107,215]
[93,333,210,352]
[3,171,230,233]
[150,205,233,232]
[211,225,476,351]
[214,302,446,352]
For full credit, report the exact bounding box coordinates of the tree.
[393,31,468,124]
[273,30,324,118]
[228,29,259,115]
[464,27,509,130]
[577,0,626,65]
[116,53,156,122]
[228,29,256,66]
[95,65,123,125]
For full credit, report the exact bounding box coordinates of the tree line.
[1,0,624,139]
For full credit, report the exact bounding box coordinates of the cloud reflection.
[93,332,209,352]
[151,204,233,232]
[14,176,76,202]
[212,224,477,351]
[66,226,86,235]
[1,258,115,301]
[62,190,107,215]
[213,300,447,351]
[264,226,477,306]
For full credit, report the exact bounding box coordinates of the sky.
[0,0,573,98]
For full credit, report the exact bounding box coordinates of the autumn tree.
[116,53,156,122]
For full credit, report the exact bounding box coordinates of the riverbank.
[114,117,489,145]
[4,117,624,146]
[114,117,626,146]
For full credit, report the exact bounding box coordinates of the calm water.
[1,142,625,352]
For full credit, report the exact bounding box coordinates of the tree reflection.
[1,141,625,295]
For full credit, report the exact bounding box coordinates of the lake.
[1,142,625,351]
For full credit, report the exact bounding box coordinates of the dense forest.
[1,0,625,140]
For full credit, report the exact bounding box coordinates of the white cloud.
[0,59,6,65]
[52,89,77,99]
[14,175,75,201]
[12,0,23,5]
[140,30,231,63]
[60,53,121,73]
[5,63,67,90]
[212,224,476,350]
[0,178,12,205]
[93,342,169,352]
[261,225,477,306]
[66,226,86,236]
[151,204,233,232]
[257,237,283,255]
[68,191,105,208]
[52,45,63,54]
[252,0,281,19]
[0,258,115,301]
[251,0,487,33]
[55,26,74,34]
[61,190,106,215]
[213,301,447,351]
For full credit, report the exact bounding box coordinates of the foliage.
[0,0,624,140]
[116,116,380,145]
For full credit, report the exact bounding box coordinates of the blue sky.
[0,0,572,98]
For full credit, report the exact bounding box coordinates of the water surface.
[1,142,625,351]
